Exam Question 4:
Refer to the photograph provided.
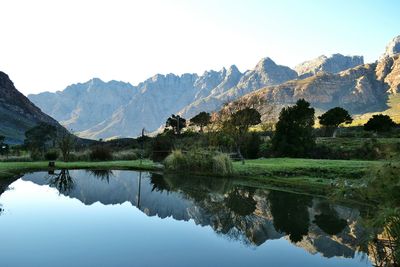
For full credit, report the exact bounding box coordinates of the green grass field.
[233,158,380,179]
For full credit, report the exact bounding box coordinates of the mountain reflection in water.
[0,170,376,266]
[17,170,368,259]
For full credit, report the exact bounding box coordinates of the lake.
[0,170,374,267]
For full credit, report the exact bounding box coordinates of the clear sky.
[0,0,399,95]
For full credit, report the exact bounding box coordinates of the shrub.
[164,150,187,171]
[45,149,59,161]
[164,149,233,176]
[151,134,174,162]
[240,132,262,159]
[68,150,91,161]
[112,150,139,161]
[259,142,273,158]
[212,153,233,176]
[89,146,113,161]
[30,149,42,161]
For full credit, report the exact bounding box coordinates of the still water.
[0,170,372,267]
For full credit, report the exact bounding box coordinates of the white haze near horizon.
[0,0,399,95]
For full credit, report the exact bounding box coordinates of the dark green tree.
[58,132,75,162]
[0,135,9,156]
[190,111,211,132]
[364,114,397,133]
[318,107,352,137]
[24,123,57,154]
[272,99,315,157]
[166,114,187,135]
[268,190,312,243]
[224,108,261,164]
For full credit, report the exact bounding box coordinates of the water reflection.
[47,169,75,194]
[0,170,390,266]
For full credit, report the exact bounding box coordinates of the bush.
[240,132,262,159]
[164,150,188,171]
[89,146,113,161]
[259,142,273,158]
[164,149,233,176]
[112,150,139,161]
[212,153,233,176]
[151,134,174,162]
[45,149,59,161]
[68,150,91,161]
[30,150,42,161]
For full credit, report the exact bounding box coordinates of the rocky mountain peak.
[381,35,400,59]
[295,53,364,78]
[255,57,277,71]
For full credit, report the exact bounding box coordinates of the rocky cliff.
[294,54,364,78]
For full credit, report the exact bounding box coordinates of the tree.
[190,112,211,132]
[58,132,75,162]
[0,135,9,157]
[272,99,315,157]
[224,107,261,164]
[166,114,187,135]
[364,114,397,133]
[24,123,57,154]
[318,107,352,137]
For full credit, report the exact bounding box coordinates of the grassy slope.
[352,94,400,125]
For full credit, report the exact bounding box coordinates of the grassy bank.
[0,158,384,196]
[0,160,161,179]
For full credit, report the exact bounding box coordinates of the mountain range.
[1,35,398,141]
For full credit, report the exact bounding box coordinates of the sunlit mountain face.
[0,170,381,267]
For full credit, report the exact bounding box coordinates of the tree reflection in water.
[268,190,312,243]
[46,169,75,194]
[86,170,114,183]
[313,202,347,235]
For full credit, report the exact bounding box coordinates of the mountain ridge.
[27,35,400,139]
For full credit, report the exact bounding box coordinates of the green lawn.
[233,158,381,179]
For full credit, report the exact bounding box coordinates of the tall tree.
[224,107,261,164]
[318,107,352,137]
[58,132,75,162]
[24,123,57,154]
[166,114,187,135]
[364,114,397,133]
[272,99,315,157]
[190,112,211,132]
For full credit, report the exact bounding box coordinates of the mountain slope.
[229,54,400,119]
[0,71,64,143]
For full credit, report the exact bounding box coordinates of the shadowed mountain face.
[0,71,64,143]
[16,170,370,260]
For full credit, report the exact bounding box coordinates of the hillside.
[0,71,65,143]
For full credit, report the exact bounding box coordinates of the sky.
[0,0,399,95]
